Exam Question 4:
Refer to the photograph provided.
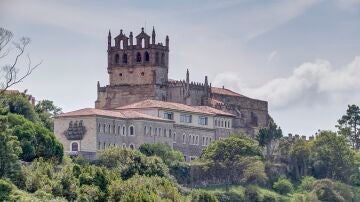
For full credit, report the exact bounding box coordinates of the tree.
[139,143,183,165]
[191,190,218,202]
[337,104,360,149]
[310,131,355,183]
[273,178,294,195]
[257,119,282,161]
[289,139,311,180]
[35,100,62,131]
[0,27,41,94]
[0,115,23,184]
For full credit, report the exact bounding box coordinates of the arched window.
[182,134,186,144]
[144,51,150,62]
[173,132,176,142]
[71,142,79,151]
[141,38,145,48]
[103,124,106,133]
[120,40,124,49]
[114,54,120,64]
[136,52,141,62]
[161,53,165,65]
[155,52,160,65]
[129,126,134,136]
[118,126,121,134]
[122,126,126,136]
[122,143,126,149]
[122,54,128,64]
[129,144,134,150]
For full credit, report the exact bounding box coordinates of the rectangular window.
[164,112,174,120]
[180,114,192,123]
[198,117,208,125]
[98,141,101,150]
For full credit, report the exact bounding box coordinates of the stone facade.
[95,27,269,136]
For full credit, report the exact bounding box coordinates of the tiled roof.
[56,108,170,122]
[117,99,234,117]
[211,87,245,97]
[117,99,219,115]
[193,106,235,117]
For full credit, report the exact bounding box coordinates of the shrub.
[0,179,13,201]
[191,189,218,202]
[245,186,260,202]
[273,178,294,195]
[298,176,316,192]
[214,191,245,202]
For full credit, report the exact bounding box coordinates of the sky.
[1,0,360,136]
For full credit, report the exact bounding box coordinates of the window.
[215,120,218,126]
[149,127,152,136]
[173,132,176,142]
[169,129,172,138]
[129,144,135,150]
[129,126,134,136]
[120,40,124,49]
[112,125,116,134]
[144,51,150,62]
[136,52,141,62]
[71,142,79,151]
[108,125,111,133]
[141,38,145,48]
[119,73,123,77]
[122,126,126,136]
[180,114,192,123]
[202,137,205,146]
[198,117,208,125]
[164,112,174,120]
[155,52,159,65]
[221,120,224,127]
[122,143,126,149]
[114,54,119,64]
[103,142,106,149]
[163,129,167,137]
[192,135,195,145]
[122,54,128,64]
[97,123,101,132]
[161,53,165,65]
[155,128,157,136]
[182,134,186,144]
[144,126,147,135]
[98,142,101,150]
[103,124,106,133]
[141,72,144,76]
[196,135,199,145]
[118,126,121,134]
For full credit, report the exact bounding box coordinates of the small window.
[161,53,165,65]
[198,117,208,125]
[136,52,141,62]
[122,143,126,149]
[103,142,106,149]
[129,126,134,136]
[144,51,150,62]
[149,127,152,136]
[129,144,134,150]
[180,114,192,123]
[97,123,101,132]
[141,38,145,48]
[118,126,121,134]
[144,126,147,135]
[155,52,160,65]
[182,134,186,144]
[141,72,145,76]
[122,126,126,136]
[71,142,79,151]
[103,124,106,133]
[114,54,119,64]
[202,137,205,146]
[123,54,128,64]
[173,132,176,142]
[113,125,116,134]
[164,112,174,120]
[169,129,172,138]
[119,73,123,77]
[98,142,101,150]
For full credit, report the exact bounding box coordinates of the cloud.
[213,56,360,109]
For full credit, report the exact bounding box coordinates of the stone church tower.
[95,27,169,109]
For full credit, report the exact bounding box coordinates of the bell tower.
[107,27,169,86]
[96,27,170,109]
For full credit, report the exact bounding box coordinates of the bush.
[214,191,245,202]
[0,179,13,201]
[262,194,277,202]
[298,176,316,192]
[245,186,260,202]
[191,189,218,202]
[273,178,294,195]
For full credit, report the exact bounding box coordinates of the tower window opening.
[144,52,150,62]
[122,54,128,64]
[161,53,165,65]
[136,52,141,62]
[120,40,124,49]
[141,38,145,48]
[115,54,120,64]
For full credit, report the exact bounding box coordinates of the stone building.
[95,27,269,136]
[54,27,270,161]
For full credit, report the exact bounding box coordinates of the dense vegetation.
[1,93,360,201]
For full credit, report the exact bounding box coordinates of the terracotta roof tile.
[211,87,245,97]
[56,108,170,122]
[193,106,235,117]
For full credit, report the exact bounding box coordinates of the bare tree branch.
[0,28,41,95]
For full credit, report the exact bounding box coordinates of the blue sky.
[1,0,360,136]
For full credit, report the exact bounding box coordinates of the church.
[54,27,270,161]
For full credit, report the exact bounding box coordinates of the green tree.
[310,131,355,183]
[35,100,62,131]
[257,119,283,161]
[0,179,14,201]
[191,189,218,202]
[139,143,183,165]
[273,178,294,195]
[337,104,360,149]
[289,139,311,180]
[0,116,23,184]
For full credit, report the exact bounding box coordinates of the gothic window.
[71,142,79,152]
[98,141,101,150]
[122,54,128,64]
[173,132,176,142]
[129,126,134,136]
[103,124,106,133]
[112,125,116,134]
[129,144,134,150]
[114,54,120,64]
[118,126,121,134]
[136,52,141,62]
[144,126,147,135]
[144,51,150,62]
[120,40,124,49]
[122,126,126,136]
[97,123,101,132]
[155,52,159,65]
[182,134,186,144]
[161,53,165,65]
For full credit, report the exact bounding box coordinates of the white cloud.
[214,56,360,109]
